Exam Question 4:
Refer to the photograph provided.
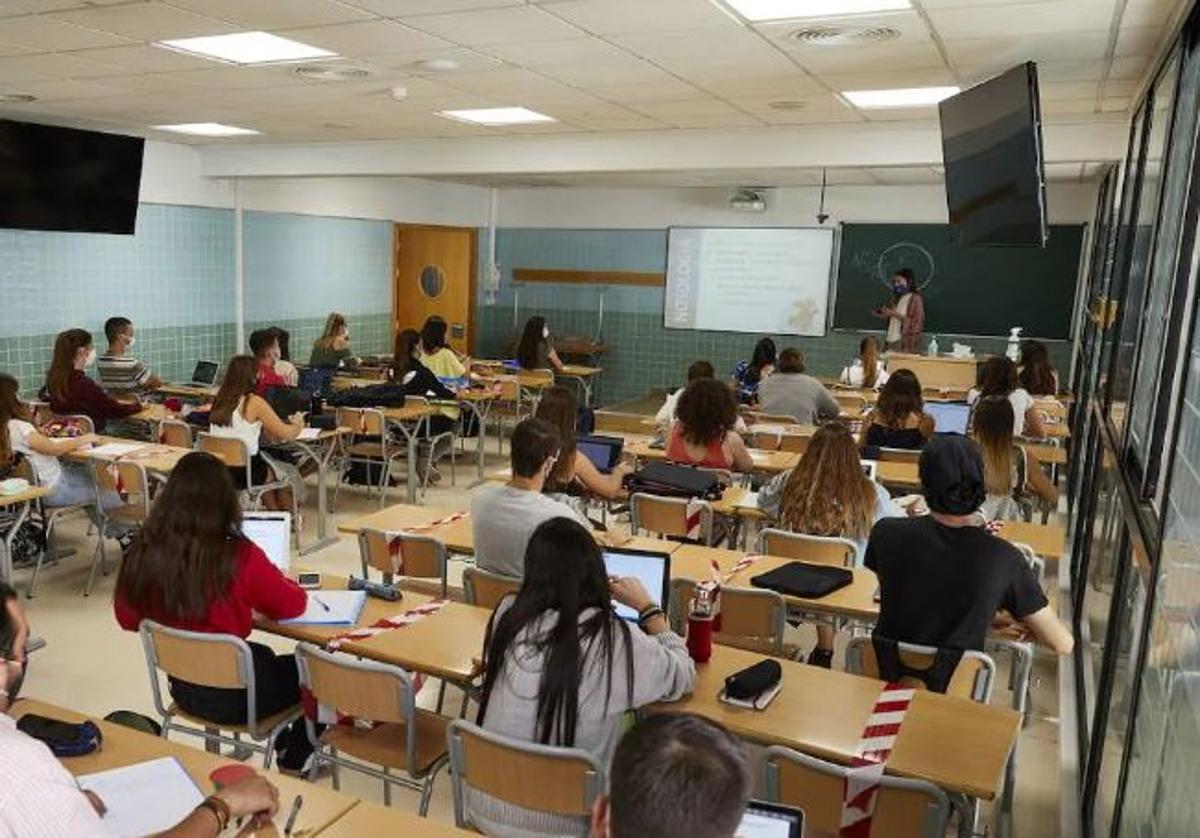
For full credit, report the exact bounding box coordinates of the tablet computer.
[601,547,670,622]
[737,800,804,838]
[577,434,624,474]
[241,511,291,573]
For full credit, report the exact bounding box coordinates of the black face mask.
[893,282,908,296]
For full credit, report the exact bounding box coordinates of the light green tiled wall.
[244,313,393,362]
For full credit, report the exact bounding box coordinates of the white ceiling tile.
[611,27,771,62]
[1100,96,1130,112]
[281,20,453,55]
[0,13,134,49]
[1041,98,1101,115]
[71,43,221,72]
[401,6,582,45]
[0,0,90,13]
[539,0,739,36]
[626,97,763,128]
[1114,25,1164,56]
[163,64,317,90]
[868,166,942,184]
[1039,80,1100,100]
[1109,55,1150,79]
[478,36,629,68]
[51,1,238,41]
[165,0,375,29]
[363,47,504,73]
[688,70,824,98]
[0,50,125,81]
[543,58,685,89]
[0,76,129,100]
[577,75,703,102]
[819,67,959,90]
[944,30,1111,73]
[1119,0,1183,30]
[1031,60,1106,82]
[927,0,1116,39]
[788,42,946,74]
[349,0,523,15]
[859,107,943,122]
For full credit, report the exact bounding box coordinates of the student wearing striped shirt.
[97,316,161,396]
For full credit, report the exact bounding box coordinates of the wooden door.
[393,225,477,355]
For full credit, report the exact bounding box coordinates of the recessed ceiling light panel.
[725,0,910,22]
[437,107,556,126]
[156,31,336,65]
[841,86,960,108]
[153,122,260,137]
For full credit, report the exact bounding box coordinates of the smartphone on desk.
[297,572,322,590]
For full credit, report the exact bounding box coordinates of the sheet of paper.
[296,427,322,440]
[278,589,366,625]
[77,757,204,837]
[735,491,760,510]
[88,442,145,458]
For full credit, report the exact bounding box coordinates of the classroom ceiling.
[0,0,1186,147]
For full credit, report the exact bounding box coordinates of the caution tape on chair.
[839,683,916,837]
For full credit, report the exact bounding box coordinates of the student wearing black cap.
[863,434,1073,654]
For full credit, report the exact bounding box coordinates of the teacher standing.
[874,268,925,353]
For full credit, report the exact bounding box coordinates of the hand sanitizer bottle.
[927,335,939,357]
[1006,327,1023,362]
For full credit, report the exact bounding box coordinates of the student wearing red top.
[665,379,753,472]
[41,328,143,433]
[249,329,288,397]
[113,452,313,770]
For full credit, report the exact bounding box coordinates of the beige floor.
[11,438,1062,836]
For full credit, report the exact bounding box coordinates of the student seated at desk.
[471,418,590,577]
[537,385,631,501]
[654,360,748,434]
[114,452,315,771]
[248,328,288,398]
[864,434,1073,655]
[515,315,565,373]
[858,369,934,451]
[309,312,358,369]
[758,423,903,667]
[269,326,299,387]
[967,356,1046,438]
[666,379,754,472]
[42,328,144,433]
[208,356,303,512]
[395,328,458,481]
[839,335,889,389]
[97,316,161,396]
[475,518,695,836]
[731,337,775,405]
[0,583,283,836]
[755,347,840,425]
[973,397,1058,521]
[418,317,467,379]
[0,373,125,514]
[590,713,750,838]
[1018,339,1061,397]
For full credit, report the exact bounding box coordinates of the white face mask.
[343,332,351,342]
[542,326,549,340]
[84,348,97,367]
[126,336,136,348]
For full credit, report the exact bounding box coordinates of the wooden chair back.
[463,566,521,610]
[1034,399,1068,422]
[143,622,245,689]
[89,459,152,518]
[671,579,785,654]
[159,419,194,449]
[336,407,386,436]
[758,529,857,568]
[295,644,407,725]
[835,393,869,412]
[631,493,711,544]
[493,375,521,402]
[750,430,809,454]
[846,637,995,702]
[748,412,800,426]
[766,747,949,838]
[447,721,604,820]
[877,447,920,464]
[197,433,248,468]
[358,528,446,590]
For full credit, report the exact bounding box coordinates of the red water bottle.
[687,581,721,663]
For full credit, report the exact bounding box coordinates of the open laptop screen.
[241,512,291,573]
[191,360,218,385]
[576,435,623,474]
[737,800,804,838]
[926,401,971,435]
[601,548,670,622]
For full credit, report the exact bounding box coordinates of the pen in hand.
[312,595,331,613]
[284,794,303,835]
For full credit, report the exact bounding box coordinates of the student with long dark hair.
[732,337,776,404]
[1018,340,1060,396]
[42,328,143,432]
[515,315,564,372]
[535,385,630,499]
[858,368,934,450]
[114,452,314,770]
[968,356,1046,438]
[393,329,456,433]
[473,517,694,835]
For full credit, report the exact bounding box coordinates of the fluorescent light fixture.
[725,0,910,21]
[156,31,336,65]
[437,107,556,126]
[841,86,960,108]
[154,122,261,137]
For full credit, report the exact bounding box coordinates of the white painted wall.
[496,183,1100,229]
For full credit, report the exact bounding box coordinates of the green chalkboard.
[833,223,1084,338]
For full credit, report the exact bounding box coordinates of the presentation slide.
[664,227,835,335]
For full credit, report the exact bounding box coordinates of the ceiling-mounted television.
[939,62,1048,247]
[0,118,144,234]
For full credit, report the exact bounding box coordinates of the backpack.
[626,462,723,500]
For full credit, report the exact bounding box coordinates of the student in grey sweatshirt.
[756,347,840,425]
[470,518,695,836]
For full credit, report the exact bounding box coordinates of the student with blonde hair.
[973,396,1057,520]
[839,336,889,389]
[758,423,903,667]
[309,312,357,368]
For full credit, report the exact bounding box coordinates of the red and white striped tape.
[709,554,763,585]
[385,511,469,574]
[685,499,705,540]
[839,682,915,837]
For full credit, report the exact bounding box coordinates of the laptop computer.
[576,434,624,474]
[241,511,292,573]
[189,360,218,386]
[860,460,878,481]
[601,547,671,622]
[737,800,804,837]
[926,401,971,435]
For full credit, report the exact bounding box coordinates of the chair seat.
[321,710,449,776]
[169,702,301,738]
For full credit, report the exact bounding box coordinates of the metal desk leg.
[466,399,493,485]
[1,501,30,585]
[298,438,340,556]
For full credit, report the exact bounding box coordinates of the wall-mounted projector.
[730,187,768,212]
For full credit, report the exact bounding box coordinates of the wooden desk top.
[652,645,1019,801]
[626,440,798,475]
[11,699,357,837]
[129,403,170,423]
[319,800,471,836]
[380,404,436,423]
[559,364,602,377]
[997,519,1065,562]
[1035,423,1070,439]
[1022,442,1068,465]
[0,485,50,507]
[338,503,474,554]
[66,437,198,474]
[155,383,216,399]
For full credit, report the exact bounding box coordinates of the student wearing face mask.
[873,268,925,353]
[309,312,359,369]
[97,316,161,396]
[249,329,288,398]
[516,315,565,373]
[42,329,144,433]
[470,418,590,578]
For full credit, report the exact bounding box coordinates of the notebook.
[296,427,322,440]
[88,442,145,458]
[278,590,367,625]
[77,758,204,837]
